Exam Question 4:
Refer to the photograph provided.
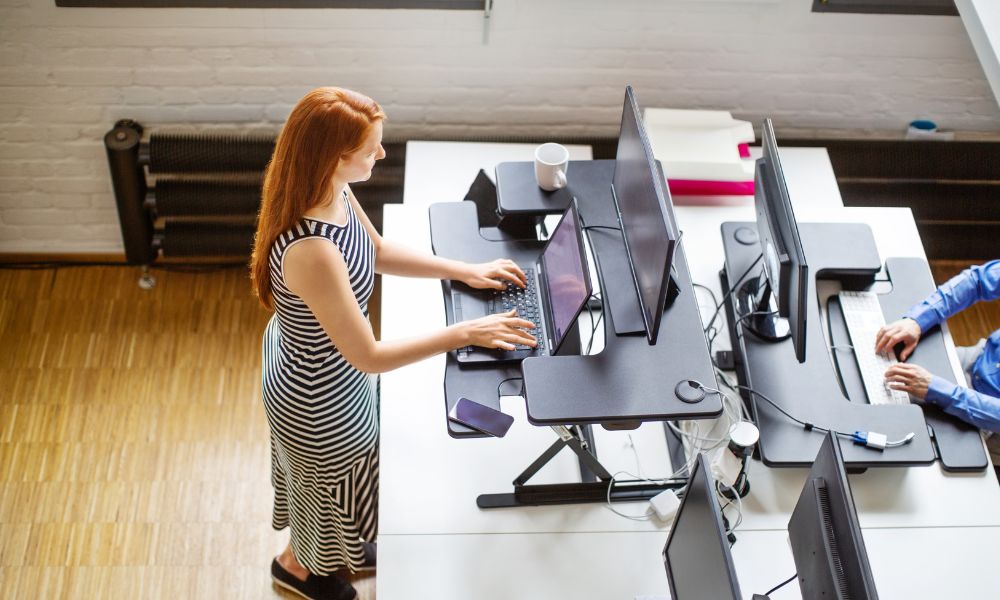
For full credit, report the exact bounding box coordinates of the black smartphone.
[447,397,514,438]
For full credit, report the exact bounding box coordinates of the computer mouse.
[675,380,706,404]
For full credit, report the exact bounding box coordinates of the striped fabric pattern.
[261,190,379,576]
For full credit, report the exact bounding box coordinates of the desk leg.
[477,425,685,509]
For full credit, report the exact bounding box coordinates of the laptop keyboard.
[488,268,544,352]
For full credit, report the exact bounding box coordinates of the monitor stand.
[735,269,789,343]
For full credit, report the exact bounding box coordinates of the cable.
[585,293,604,355]
[764,573,798,596]
[626,433,646,480]
[737,384,830,433]
[692,282,720,314]
[736,383,915,449]
[716,481,744,535]
[668,385,740,448]
[702,253,763,338]
[576,210,607,357]
[605,471,655,521]
[713,369,750,421]
[604,469,689,522]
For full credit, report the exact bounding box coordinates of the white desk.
[379,527,1000,599]
[378,141,1000,599]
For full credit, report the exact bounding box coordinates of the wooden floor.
[1,262,997,598]
[0,266,375,599]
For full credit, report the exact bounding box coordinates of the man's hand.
[884,363,932,401]
[875,318,922,361]
[459,259,527,290]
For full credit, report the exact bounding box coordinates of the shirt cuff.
[903,309,937,335]
[925,375,958,407]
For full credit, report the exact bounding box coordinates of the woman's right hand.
[875,318,922,361]
[460,310,537,351]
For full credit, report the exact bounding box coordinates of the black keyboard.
[488,268,544,352]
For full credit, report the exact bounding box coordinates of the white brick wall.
[1,0,998,253]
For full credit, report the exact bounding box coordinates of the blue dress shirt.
[904,260,1000,433]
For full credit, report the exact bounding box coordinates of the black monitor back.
[663,454,742,600]
[611,85,679,345]
[756,119,808,362]
[788,432,879,599]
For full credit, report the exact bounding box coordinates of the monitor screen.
[612,85,679,345]
[663,454,742,600]
[788,432,879,599]
[540,201,592,351]
[755,118,808,362]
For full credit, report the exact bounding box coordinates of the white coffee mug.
[534,143,569,192]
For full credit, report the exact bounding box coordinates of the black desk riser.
[720,222,987,471]
[427,160,718,507]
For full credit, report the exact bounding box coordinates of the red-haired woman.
[250,87,536,600]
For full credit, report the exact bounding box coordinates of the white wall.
[1,0,997,253]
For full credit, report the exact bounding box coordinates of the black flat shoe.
[357,542,376,572]
[271,558,357,600]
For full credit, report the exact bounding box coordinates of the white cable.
[717,481,744,535]
[669,383,741,448]
[605,471,654,521]
[604,468,689,522]
[605,383,751,523]
[627,433,645,480]
[713,369,751,421]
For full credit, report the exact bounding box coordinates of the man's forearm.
[926,375,1000,434]
[906,260,1000,331]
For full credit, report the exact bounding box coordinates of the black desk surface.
[428,160,720,436]
[495,161,602,216]
[721,221,986,470]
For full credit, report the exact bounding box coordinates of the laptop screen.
[540,204,591,350]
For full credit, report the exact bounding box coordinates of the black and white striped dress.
[261,190,378,576]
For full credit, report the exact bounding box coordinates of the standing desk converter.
[427,159,719,506]
[720,220,987,471]
[429,158,719,431]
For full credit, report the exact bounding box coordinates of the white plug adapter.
[711,448,743,488]
[649,488,681,522]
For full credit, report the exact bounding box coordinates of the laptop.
[448,201,593,364]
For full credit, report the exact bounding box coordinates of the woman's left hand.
[459,259,527,291]
[884,363,932,401]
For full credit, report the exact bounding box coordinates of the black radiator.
[104,120,270,265]
[106,121,996,266]
[104,119,405,266]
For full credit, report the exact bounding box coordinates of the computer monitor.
[611,85,680,345]
[663,453,742,600]
[788,431,879,599]
[735,118,809,362]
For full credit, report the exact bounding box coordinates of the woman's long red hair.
[251,87,385,310]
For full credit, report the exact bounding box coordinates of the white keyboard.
[838,291,911,406]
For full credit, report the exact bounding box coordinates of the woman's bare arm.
[346,186,524,287]
[283,238,535,374]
